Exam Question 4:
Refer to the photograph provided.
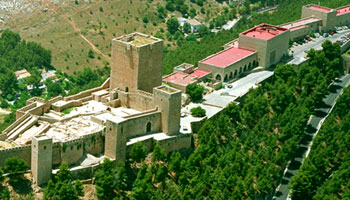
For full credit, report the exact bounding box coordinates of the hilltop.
[0,0,225,74]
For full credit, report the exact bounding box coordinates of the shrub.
[190,106,206,117]
[186,83,204,102]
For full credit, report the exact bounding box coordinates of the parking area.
[289,28,350,65]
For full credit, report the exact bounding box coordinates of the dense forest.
[89,39,343,199]
[290,86,350,199]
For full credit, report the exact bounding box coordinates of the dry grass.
[0,0,224,74]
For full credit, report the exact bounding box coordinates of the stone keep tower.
[31,135,52,186]
[153,85,181,136]
[110,32,163,93]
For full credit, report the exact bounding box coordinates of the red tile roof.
[200,46,256,68]
[337,6,350,15]
[191,69,210,78]
[163,72,197,86]
[308,5,331,13]
[241,24,288,40]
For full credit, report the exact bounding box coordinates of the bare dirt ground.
[0,0,223,74]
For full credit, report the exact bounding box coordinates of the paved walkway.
[273,74,350,200]
[180,70,273,133]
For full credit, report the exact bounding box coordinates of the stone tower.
[31,135,52,186]
[104,119,127,163]
[110,32,163,93]
[153,85,181,136]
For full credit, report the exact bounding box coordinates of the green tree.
[129,142,147,163]
[88,49,95,58]
[0,168,10,200]
[43,163,84,200]
[152,143,167,162]
[167,17,180,34]
[95,159,127,199]
[186,83,204,102]
[190,106,206,117]
[4,157,28,185]
[183,22,191,33]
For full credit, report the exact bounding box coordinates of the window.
[234,70,238,76]
[146,122,151,133]
[229,72,233,79]
[125,87,129,92]
[224,74,228,82]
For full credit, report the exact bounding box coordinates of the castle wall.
[63,79,109,102]
[2,113,31,136]
[157,134,192,153]
[16,103,36,119]
[128,92,155,111]
[0,145,31,167]
[124,111,161,139]
[54,130,105,166]
[52,100,82,113]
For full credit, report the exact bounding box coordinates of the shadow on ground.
[330,84,342,93]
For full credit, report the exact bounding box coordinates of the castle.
[0,32,191,186]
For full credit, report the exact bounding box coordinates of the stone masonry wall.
[0,145,31,167]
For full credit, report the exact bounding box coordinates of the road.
[273,74,350,200]
[288,29,350,65]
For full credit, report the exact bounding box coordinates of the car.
[182,126,188,131]
[323,33,329,37]
[330,32,335,35]
[227,85,233,89]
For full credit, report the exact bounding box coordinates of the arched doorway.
[224,74,228,82]
[146,122,151,133]
[216,74,222,81]
[239,67,242,73]
[229,72,233,79]
[244,65,247,71]
[253,60,256,67]
[125,87,129,92]
[234,70,238,77]
[248,63,251,69]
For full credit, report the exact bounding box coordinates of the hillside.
[0,0,224,74]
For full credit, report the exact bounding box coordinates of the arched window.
[146,122,151,133]
[239,67,242,73]
[234,70,238,77]
[224,74,228,82]
[248,63,251,69]
[216,74,222,81]
[244,65,247,71]
[229,72,233,79]
[253,60,256,67]
[125,87,129,92]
